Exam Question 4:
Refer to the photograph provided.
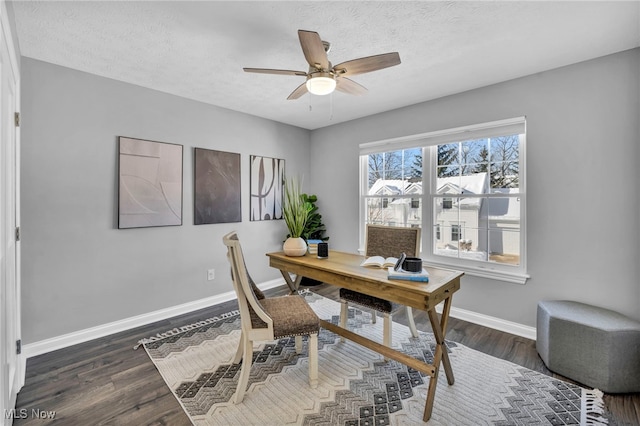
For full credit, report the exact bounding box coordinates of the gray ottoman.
[537,300,640,393]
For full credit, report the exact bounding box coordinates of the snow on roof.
[370,173,489,196]
[369,174,518,219]
[369,179,419,196]
[436,172,488,195]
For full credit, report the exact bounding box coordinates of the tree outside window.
[360,118,526,283]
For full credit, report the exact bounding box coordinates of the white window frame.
[359,117,529,284]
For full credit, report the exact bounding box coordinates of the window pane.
[437,170,489,195]
[485,197,521,228]
[490,135,519,162]
[403,148,422,182]
[434,197,459,224]
[368,149,422,195]
[437,143,459,167]
[366,197,421,228]
[367,151,402,191]
[460,228,488,261]
[478,196,521,266]
[437,166,460,194]
[488,229,520,265]
[405,177,422,195]
[461,171,490,195]
[489,134,519,193]
[490,162,519,191]
[365,198,384,224]
[434,226,459,256]
[385,198,420,227]
[406,198,422,227]
[460,139,489,176]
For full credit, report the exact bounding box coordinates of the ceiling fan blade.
[298,30,329,70]
[287,82,309,100]
[243,68,307,76]
[335,78,368,96]
[332,52,401,77]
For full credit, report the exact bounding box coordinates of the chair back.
[365,224,421,258]
[223,231,272,333]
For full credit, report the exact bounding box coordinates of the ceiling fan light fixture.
[306,73,336,95]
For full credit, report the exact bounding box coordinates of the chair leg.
[232,330,244,364]
[308,333,318,388]
[295,335,302,353]
[340,301,348,342]
[406,307,419,338]
[233,335,253,404]
[383,312,392,349]
[382,313,392,361]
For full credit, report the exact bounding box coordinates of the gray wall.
[309,48,640,326]
[22,48,640,344]
[21,58,310,344]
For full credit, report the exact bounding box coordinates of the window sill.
[423,259,529,285]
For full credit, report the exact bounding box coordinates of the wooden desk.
[266,250,463,422]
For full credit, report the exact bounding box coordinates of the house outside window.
[359,117,528,284]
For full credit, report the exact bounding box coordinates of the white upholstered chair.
[223,231,319,403]
[339,225,420,348]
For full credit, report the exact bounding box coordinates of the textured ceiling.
[11,1,640,130]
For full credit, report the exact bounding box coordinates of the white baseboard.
[22,278,284,359]
[23,278,535,358]
[437,304,536,340]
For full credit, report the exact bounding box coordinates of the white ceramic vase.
[283,237,307,256]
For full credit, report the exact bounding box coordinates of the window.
[360,117,528,284]
[451,224,461,241]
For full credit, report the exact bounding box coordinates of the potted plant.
[301,193,329,242]
[282,176,312,256]
[300,193,329,285]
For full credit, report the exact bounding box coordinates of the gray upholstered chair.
[223,231,320,403]
[339,225,421,348]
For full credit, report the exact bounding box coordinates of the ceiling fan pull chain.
[329,92,334,121]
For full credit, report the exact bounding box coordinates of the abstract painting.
[250,155,284,221]
[118,137,183,229]
[194,148,241,225]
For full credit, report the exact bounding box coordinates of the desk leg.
[438,296,455,385]
[279,270,302,294]
[423,295,455,422]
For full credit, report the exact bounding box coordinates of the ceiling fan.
[243,29,401,100]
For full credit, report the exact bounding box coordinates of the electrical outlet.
[207,269,215,281]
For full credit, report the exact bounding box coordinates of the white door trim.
[0,1,22,424]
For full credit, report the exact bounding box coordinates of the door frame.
[0,0,22,423]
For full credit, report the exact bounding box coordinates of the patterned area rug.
[137,291,608,425]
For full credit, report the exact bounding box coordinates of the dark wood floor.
[14,284,640,425]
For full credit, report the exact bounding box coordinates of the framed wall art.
[118,136,183,229]
[194,148,241,225]
[250,155,284,221]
